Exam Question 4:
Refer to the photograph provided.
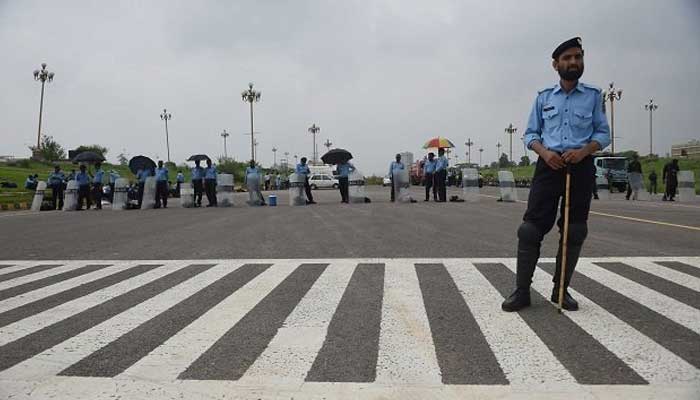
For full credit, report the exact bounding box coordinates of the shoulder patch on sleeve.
[537,86,554,95]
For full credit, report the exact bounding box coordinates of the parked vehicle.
[308,174,339,189]
[594,156,628,192]
[382,174,392,187]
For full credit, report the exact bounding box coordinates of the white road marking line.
[623,259,700,292]
[239,260,355,384]
[0,262,189,346]
[445,260,575,385]
[502,260,700,384]
[121,260,299,381]
[374,260,441,384]
[0,262,94,291]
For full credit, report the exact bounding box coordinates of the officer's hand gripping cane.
[558,164,572,314]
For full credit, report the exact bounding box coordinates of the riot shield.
[217,174,235,207]
[111,178,129,210]
[462,168,479,203]
[393,168,411,203]
[595,176,609,200]
[180,184,195,208]
[246,172,264,206]
[289,173,306,206]
[678,171,696,203]
[348,170,366,203]
[628,172,648,201]
[63,180,79,211]
[141,177,157,209]
[31,181,47,211]
[498,171,518,202]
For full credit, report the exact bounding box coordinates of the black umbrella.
[128,155,156,175]
[72,151,105,164]
[187,154,211,162]
[321,148,353,165]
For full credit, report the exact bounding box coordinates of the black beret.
[552,37,582,59]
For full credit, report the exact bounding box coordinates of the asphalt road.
[0,186,698,260]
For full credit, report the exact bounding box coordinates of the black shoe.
[550,289,579,311]
[501,288,531,312]
[593,195,599,200]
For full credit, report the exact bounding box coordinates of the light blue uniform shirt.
[295,163,310,176]
[136,169,151,183]
[75,171,91,186]
[523,81,610,152]
[389,161,404,176]
[204,166,217,180]
[191,166,204,180]
[48,172,65,186]
[245,166,259,183]
[176,172,185,183]
[435,156,448,172]
[423,159,437,174]
[336,162,356,178]
[93,168,104,184]
[155,167,169,181]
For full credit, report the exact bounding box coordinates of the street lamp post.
[504,123,517,165]
[308,124,320,164]
[32,63,55,149]
[272,147,277,167]
[220,129,230,159]
[254,139,259,163]
[603,82,623,154]
[323,139,333,152]
[160,109,172,163]
[465,138,474,164]
[479,147,483,167]
[644,99,659,156]
[241,82,262,162]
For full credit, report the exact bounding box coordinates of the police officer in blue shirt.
[335,161,356,203]
[295,157,315,204]
[388,154,404,202]
[423,153,437,202]
[502,37,610,313]
[434,149,449,202]
[135,167,151,208]
[75,164,92,210]
[191,160,205,207]
[204,159,218,207]
[47,165,65,210]
[245,160,267,206]
[92,163,105,210]
[154,160,169,208]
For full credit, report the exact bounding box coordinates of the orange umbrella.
[423,137,456,149]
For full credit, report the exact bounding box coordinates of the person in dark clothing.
[648,170,657,195]
[625,154,642,200]
[423,153,437,201]
[191,161,205,207]
[662,159,680,201]
[47,165,65,210]
[204,159,218,207]
[154,160,169,209]
[75,165,92,210]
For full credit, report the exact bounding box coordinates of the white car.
[308,174,339,189]
[382,175,392,187]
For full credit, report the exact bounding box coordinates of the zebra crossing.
[0,257,698,399]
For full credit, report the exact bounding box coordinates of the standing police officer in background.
[47,165,65,210]
[296,157,316,204]
[92,162,105,210]
[155,160,169,208]
[502,37,610,312]
[191,160,205,207]
[204,159,218,207]
[388,153,404,202]
[423,152,437,201]
[434,148,449,202]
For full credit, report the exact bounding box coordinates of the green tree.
[117,153,128,166]
[29,135,65,162]
[75,145,108,159]
[498,153,511,168]
[519,155,531,167]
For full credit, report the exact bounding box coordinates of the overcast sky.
[1,0,699,175]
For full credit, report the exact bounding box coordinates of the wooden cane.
[558,164,572,314]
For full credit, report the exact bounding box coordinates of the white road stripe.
[576,260,700,334]
[445,260,575,385]
[374,260,441,384]
[502,260,700,384]
[623,259,700,292]
[239,260,355,384]
[121,261,299,381]
[0,262,88,291]
[0,262,141,314]
[0,262,54,276]
[0,262,189,347]
[0,262,236,380]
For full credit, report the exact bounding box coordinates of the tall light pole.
[465,138,474,164]
[272,147,278,167]
[504,123,517,165]
[323,138,333,152]
[32,63,55,149]
[220,129,230,159]
[479,147,483,167]
[242,82,261,162]
[644,99,659,156]
[308,124,320,164]
[603,82,623,154]
[160,109,172,163]
[254,139,259,163]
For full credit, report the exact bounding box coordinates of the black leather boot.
[550,288,578,311]
[502,287,531,312]
[551,243,583,311]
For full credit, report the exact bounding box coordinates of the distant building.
[671,140,700,159]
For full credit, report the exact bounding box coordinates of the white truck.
[594,156,628,192]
